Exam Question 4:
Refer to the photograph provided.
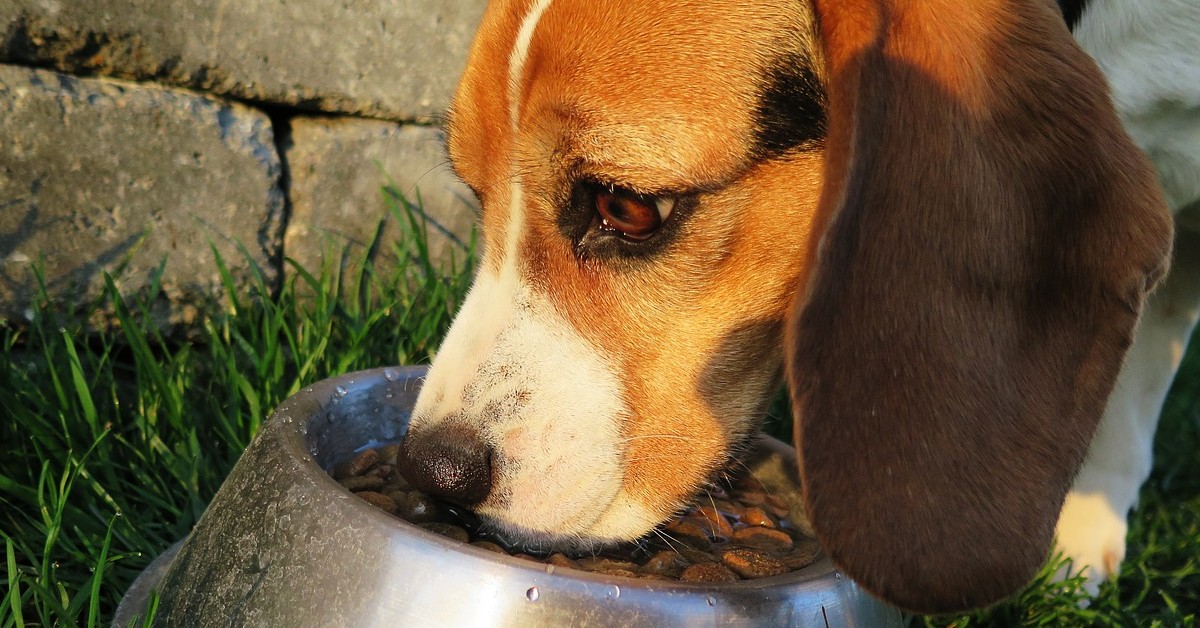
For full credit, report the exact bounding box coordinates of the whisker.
[651,528,686,557]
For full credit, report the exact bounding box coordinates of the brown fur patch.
[789,0,1173,613]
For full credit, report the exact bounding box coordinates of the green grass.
[0,187,475,626]
[1,185,1197,626]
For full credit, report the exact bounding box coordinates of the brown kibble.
[333,448,380,480]
[641,550,688,578]
[711,499,743,518]
[732,527,794,552]
[471,541,505,553]
[777,541,822,570]
[355,491,397,514]
[547,553,582,569]
[382,475,413,493]
[339,475,384,492]
[399,492,443,523]
[578,557,640,573]
[367,463,394,479]
[680,562,740,583]
[693,506,735,538]
[678,548,719,565]
[664,521,712,550]
[385,489,409,505]
[418,522,469,543]
[739,506,777,528]
[598,568,640,578]
[720,549,789,579]
[378,444,401,466]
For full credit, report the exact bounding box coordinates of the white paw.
[1053,490,1129,598]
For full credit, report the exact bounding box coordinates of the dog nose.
[395,423,494,506]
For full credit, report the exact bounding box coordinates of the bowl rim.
[117,366,900,627]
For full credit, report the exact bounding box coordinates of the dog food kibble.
[332,447,822,582]
[679,562,740,583]
[719,548,790,579]
[418,522,471,543]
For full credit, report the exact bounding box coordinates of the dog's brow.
[569,148,747,197]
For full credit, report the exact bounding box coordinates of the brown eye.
[595,188,675,241]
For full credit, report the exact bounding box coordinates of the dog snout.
[396,423,494,507]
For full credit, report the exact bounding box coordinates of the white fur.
[411,0,657,545]
[413,262,634,541]
[1074,0,1200,211]
[1057,0,1200,596]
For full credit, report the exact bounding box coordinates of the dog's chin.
[472,488,674,554]
[475,518,634,556]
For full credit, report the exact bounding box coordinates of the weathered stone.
[0,0,487,121]
[283,117,476,284]
[0,64,283,327]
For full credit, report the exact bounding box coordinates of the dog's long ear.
[787,0,1173,613]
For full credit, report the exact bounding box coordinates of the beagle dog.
[396,0,1200,613]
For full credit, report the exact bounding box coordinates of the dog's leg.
[1055,224,1200,597]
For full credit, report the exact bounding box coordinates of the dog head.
[398,0,1173,612]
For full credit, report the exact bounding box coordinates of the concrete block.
[1,0,487,121]
[0,64,284,326]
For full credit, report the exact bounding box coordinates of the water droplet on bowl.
[605,584,620,600]
[706,595,716,607]
[298,424,307,435]
[545,564,555,575]
[334,385,348,397]
[384,368,400,381]
[526,586,540,602]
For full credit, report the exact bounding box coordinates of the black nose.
[395,423,494,506]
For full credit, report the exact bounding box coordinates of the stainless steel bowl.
[115,366,902,626]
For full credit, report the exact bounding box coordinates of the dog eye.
[594,187,675,241]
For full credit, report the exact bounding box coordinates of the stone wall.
[0,0,487,326]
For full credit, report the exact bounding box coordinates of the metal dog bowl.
[115,366,902,626]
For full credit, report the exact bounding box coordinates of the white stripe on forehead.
[502,0,553,274]
[508,0,554,132]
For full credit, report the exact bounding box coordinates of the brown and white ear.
[786,0,1173,614]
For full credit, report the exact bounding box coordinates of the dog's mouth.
[412,436,764,556]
